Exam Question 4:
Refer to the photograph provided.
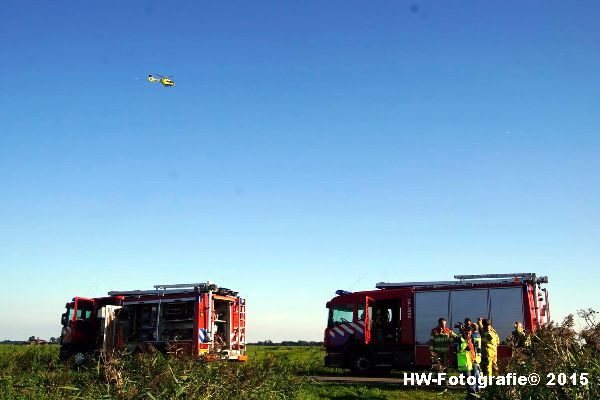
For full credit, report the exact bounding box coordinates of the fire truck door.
[365,297,374,344]
[98,305,122,355]
[73,299,95,340]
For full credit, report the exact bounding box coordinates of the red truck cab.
[59,296,123,363]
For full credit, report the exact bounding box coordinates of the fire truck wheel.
[350,352,373,375]
[70,351,88,367]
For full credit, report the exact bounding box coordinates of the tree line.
[250,340,323,346]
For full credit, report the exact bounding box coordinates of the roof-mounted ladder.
[108,281,218,297]
[376,273,548,290]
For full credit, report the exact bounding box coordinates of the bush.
[481,309,600,400]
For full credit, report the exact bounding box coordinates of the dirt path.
[308,375,460,390]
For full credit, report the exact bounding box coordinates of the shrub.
[481,309,600,400]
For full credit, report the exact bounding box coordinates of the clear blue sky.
[1,1,599,341]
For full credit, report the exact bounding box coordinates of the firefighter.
[470,324,483,392]
[457,327,479,397]
[508,321,530,348]
[464,318,474,330]
[476,317,484,331]
[481,319,500,376]
[373,308,386,341]
[429,318,457,370]
[471,324,482,362]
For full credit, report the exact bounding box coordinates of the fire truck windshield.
[329,304,354,327]
[75,303,94,321]
[63,301,93,325]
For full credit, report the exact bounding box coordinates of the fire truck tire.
[69,351,88,368]
[58,348,70,362]
[350,352,373,375]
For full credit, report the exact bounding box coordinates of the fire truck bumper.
[324,352,344,368]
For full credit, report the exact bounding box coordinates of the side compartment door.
[195,293,210,355]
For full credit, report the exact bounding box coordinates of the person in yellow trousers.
[429,318,457,371]
[471,324,482,364]
[480,319,500,376]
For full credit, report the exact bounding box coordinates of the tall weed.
[481,309,600,400]
[0,346,304,399]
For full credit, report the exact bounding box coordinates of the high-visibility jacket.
[482,326,500,352]
[471,331,482,363]
[429,326,456,352]
[456,337,476,372]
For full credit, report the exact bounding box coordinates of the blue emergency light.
[335,290,352,296]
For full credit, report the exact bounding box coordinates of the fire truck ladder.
[376,273,548,289]
[239,302,245,349]
[233,301,246,351]
[108,282,219,297]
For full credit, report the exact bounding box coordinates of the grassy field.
[0,344,465,399]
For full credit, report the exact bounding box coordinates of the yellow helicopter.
[148,74,175,87]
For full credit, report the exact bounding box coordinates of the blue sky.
[1,0,599,341]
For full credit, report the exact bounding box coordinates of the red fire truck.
[59,282,246,364]
[324,273,550,373]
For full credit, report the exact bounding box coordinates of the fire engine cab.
[59,296,122,364]
[59,282,246,364]
[324,273,550,373]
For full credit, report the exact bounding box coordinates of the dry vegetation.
[1,311,598,399]
[481,309,600,400]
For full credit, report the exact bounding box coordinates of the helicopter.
[148,74,175,87]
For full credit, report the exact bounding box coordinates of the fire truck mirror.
[61,313,67,326]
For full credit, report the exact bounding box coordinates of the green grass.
[247,345,347,376]
[0,344,464,399]
[0,344,33,354]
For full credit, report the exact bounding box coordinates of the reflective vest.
[472,332,482,364]
[457,337,475,372]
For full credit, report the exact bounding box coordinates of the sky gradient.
[1,0,599,341]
